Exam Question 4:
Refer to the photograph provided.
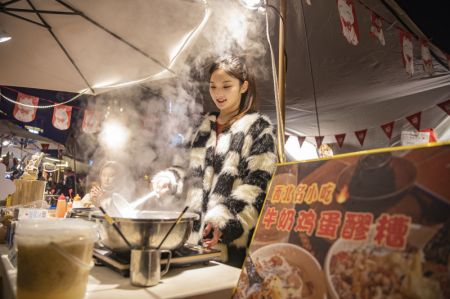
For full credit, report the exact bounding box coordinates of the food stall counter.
[0,246,241,299]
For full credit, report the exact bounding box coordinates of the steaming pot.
[92,211,198,252]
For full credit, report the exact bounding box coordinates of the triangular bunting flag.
[315,136,324,148]
[297,136,306,148]
[437,99,450,115]
[337,0,359,46]
[82,110,101,134]
[52,105,72,130]
[406,112,421,131]
[335,134,346,148]
[369,12,385,46]
[400,30,414,76]
[285,135,290,144]
[13,93,39,123]
[354,129,367,146]
[41,143,49,152]
[381,121,395,139]
[421,40,433,75]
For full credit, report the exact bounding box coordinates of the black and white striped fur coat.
[166,111,277,253]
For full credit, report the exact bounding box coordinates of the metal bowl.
[92,211,199,252]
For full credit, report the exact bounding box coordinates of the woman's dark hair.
[208,55,257,127]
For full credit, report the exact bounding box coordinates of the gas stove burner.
[93,244,222,277]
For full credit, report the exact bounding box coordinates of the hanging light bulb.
[99,119,129,151]
[240,0,265,10]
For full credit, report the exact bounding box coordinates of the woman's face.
[100,166,118,191]
[209,69,247,115]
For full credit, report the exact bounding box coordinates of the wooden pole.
[276,0,287,163]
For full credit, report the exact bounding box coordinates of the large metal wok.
[92,211,199,252]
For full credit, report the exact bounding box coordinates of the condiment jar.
[55,194,67,218]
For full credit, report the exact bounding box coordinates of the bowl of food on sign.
[324,224,449,299]
[335,153,417,212]
[234,243,327,299]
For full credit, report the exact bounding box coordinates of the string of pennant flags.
[287,99,450,148]
[0,86,99,134]
[3,84,449,148]
[305,0,450,75]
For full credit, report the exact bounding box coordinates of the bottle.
[55,194,67,218]
[72,194,82,209]
[6,195,12,207]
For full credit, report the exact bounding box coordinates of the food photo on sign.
[234,143,450,299]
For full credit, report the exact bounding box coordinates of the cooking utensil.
[130,248,172,287]
[93,210,199,252]
[156,206,189,250]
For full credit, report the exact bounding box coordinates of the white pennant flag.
[337,0,359,46]
[421,40,433,75]
[82,110,100,134]
[370,12,385,46]
[400,31,414,76]
[13,93,39,123]
[52,105,72,130]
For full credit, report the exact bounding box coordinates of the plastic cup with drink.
[14,219,97,299]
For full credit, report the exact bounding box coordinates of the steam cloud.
[76,0,273,207]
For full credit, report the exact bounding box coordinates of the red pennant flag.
[337,0,359,46]
[335,134,346,148]
[354,129,367,146]
[13,93,39,123]
[82,110,100,133]
[406,112,421,131]
[381,121,395,139]
[421,40,433,75]
[437,99,450,115]
[52,105,72,130]
[297,136,306,148]
[369,12,385,46]
[315,136,324,148]
[400,30,414,76]
[284,134,290,144]
[41,143,49,152]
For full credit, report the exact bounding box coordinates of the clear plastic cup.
[15,219,97,299]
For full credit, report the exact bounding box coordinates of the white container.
[15,219,97,299]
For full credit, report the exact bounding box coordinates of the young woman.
[80,161,128,216]
[153,55,277,267]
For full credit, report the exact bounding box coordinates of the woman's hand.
[151,171,177,197]
[90,185,103,203]
[202,222,223,248]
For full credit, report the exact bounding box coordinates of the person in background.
[80,161,127,216]
[56,167,75,197]
[152,55,277,267]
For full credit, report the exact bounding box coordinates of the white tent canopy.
[0,0,209,94]
[1,0,449,155]
[257,0,450,150]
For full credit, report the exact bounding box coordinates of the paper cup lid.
[15,219,97,243]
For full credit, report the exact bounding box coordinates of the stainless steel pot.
[92,211,198,252]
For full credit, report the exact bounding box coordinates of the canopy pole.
[73,143,77,196]
[275,0,287,163]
